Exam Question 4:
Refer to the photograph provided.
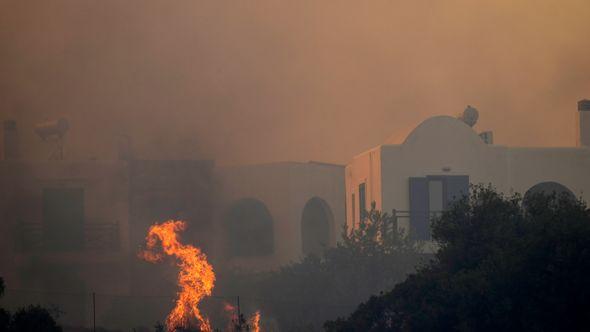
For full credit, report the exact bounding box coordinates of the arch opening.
[301,197,334,256]
[523,181,575,206]
[226,198,274,257]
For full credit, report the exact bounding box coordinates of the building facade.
[215,161,345,270]
[1,99,589,328]
[345,101,590,242]
[0,158,216,327]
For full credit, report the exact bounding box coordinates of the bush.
[326,185,590,331]
[0,278,63,332]
[9,305,62,332]
[217,203,424,331]
[0,308,9,332]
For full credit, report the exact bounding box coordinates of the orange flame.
[139,220,215,332]
[250,311,260,332]
[223,302,261,332]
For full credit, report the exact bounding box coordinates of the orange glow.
[139,220,215,332]
[250,311,261,332]
[223,302,261,332]
[223,302,236,313]
[223,302,238,331]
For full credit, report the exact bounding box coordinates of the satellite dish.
[458,105,479,127]
[35,118,69,160]
[35,118,69,141]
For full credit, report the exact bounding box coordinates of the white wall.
[218,161,345,270]
[347,115,590,236]
[344,147,381,228]
[507,148,590,199]
[379,116,510,217]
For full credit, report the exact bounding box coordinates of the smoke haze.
[1,0,589,164]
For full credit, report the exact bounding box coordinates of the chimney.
[3,120,19,160]
[578,99,590,147]
[479,131,494,145]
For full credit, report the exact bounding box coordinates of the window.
[301,197,333,256]
[358,183,366,220]
[523,181,575,208]
[409,176,469,240]
[226,198,274,257]
[428,180,444,218]
[43,188,85,250]
[351,193,356,225]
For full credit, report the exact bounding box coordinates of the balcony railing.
[390,210,443,220]
[17,222,120,252]
[391,210,444,241]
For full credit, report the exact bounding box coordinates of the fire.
[250,311,261,332]
[139,220,215,332]
[223,302,261,332]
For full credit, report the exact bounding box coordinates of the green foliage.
[8,305,62,332]
[325,185,590,331]
[0,309,8,332]
[218,203,423,331]
[0,278,8,332]
[0,278,62,332]
[342,202,422,255]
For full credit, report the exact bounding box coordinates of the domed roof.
[384,116,484,148]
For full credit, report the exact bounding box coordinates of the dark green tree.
[0,278,62,332]
[0,278,8,332]
[325,185,590,331]
[218,203,424,331]
[8,305,62,332]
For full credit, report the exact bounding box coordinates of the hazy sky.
[1,1,589,164]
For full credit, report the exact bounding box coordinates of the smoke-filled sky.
[1,1,589,165]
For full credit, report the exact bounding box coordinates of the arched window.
[524,181,575,206]
[301,197,333,256]
[226,198,274,257]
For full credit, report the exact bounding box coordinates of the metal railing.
[390,209,443,220]
[17,221,120,252]
[390,210,444,241]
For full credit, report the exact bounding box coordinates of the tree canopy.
[0,278,62,332]
[0,278,7,332]
[325,185,590,331]
[217,203,424,331]
[8,305,62,332]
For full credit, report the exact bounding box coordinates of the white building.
[2,99,589,283]
[345,100,590,241]
[216,161,345,270]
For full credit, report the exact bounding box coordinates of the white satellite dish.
[35,118,69,140]
[35,118,69,160]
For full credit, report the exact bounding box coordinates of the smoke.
[1,0,589,164]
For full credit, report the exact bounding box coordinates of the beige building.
[0,117,345,327]
[345,100,590,241]
[0,156,216,327]
[1,99,589,328]
[215,161,345,270]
